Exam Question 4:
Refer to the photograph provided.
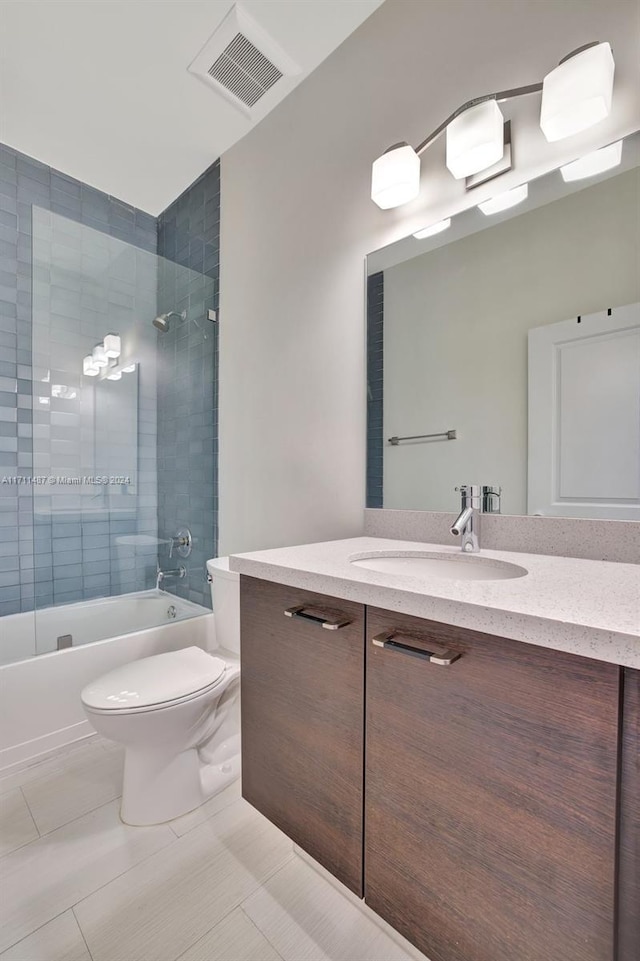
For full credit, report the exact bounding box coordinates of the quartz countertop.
[229,537,640,669]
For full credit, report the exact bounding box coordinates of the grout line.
[239,906,286,961]
[0,737,105,795]
[0,906,85,957]
[71,822,180,914]
[170,855,293,961]
[171,903,244,961]
[34,790,123,840]
[166,785,243,840]
[72,906,95,961]
[18,785,40,837]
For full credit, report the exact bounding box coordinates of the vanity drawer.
[240,575,365,895]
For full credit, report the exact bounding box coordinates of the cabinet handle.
[284,606,352,631]
[372,630,461,666]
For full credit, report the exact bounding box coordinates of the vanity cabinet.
[618,668,639,961]
[240,577,632,961]
[364,607,620,961]
[240,576,365,895]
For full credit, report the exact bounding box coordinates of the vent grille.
[208,32,283,108]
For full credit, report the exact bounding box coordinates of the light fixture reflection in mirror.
[478,183,528,216]
[413,219,451,240]
[561,140,622,183]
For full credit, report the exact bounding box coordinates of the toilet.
[81,558,241,826]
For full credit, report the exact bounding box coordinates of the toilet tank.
[207,557,240,655]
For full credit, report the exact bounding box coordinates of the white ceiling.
[0,0,384,214]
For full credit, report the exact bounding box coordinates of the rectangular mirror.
[366,131,640,520]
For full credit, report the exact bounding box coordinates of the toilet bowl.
[81,558,241,826]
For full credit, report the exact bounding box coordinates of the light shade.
[540,42,615,142]
[446,100,504,179]
[92,344,108,368]
[371,143,421,209]
[83,355,100,376]
[103,334,121,358]
[107,370,122,381]
[479,183,528,216]
[413,218,451,239]
[560,139,622,182]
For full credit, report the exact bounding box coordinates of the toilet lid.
[81,647,227,710]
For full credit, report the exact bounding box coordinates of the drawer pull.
[372,630,461,666]
[284,606,351,631]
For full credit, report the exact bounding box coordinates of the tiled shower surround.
[157,160,220,607]
[0,144,220,618]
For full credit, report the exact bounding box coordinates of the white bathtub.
[0,590,215,771]
[1,590,208,665]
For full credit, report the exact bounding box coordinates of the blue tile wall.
[0,143,157,617]
[157,160,220,608]
[367,271,384,509]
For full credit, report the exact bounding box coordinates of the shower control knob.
[170,528,193,558]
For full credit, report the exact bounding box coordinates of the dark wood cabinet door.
[240,576,365,895]
[365,607,620,961]
[618,667,639,961]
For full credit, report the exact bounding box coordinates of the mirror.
[366,131,640,520]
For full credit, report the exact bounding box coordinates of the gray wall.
[157,160,220,608]
[0,144,157,617]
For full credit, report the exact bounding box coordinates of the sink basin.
[349,551,528,581]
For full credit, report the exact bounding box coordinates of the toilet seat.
[81,647,227,715]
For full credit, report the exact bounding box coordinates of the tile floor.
[0,737,427,961]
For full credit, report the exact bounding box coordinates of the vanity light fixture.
[107,370,122,381]
[51,385,77,400]
[103,334,121,359]
[540,42,615,142]
[478,182,528,216]
[83,355,100,377]
[370,40,615,209]
[446,100,504,180]
[371,143,421,209]
[121,364,137,373]
[560,139,622,182]
[413,218,451,239]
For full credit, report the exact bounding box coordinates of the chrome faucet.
[450,485,482,553]
[156,564,187,590]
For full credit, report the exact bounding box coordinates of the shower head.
[152,310,186,333]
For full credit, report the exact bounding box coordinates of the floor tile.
[21,743,124,835]
[169,778,242,837]
[0,798,174,954]
[0,736,107,797]
[177,907,282,961]
[75,798,294,961]
[0,911,91,961]
[243,857,420,961]
[0,789,38,858]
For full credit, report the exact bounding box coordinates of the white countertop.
[229,537,640,669]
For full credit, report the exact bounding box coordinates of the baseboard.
[293,846,429,961]
[0,720,95,774]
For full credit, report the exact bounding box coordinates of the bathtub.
[0,590,215,772]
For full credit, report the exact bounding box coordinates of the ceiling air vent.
[188,4,300,117]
